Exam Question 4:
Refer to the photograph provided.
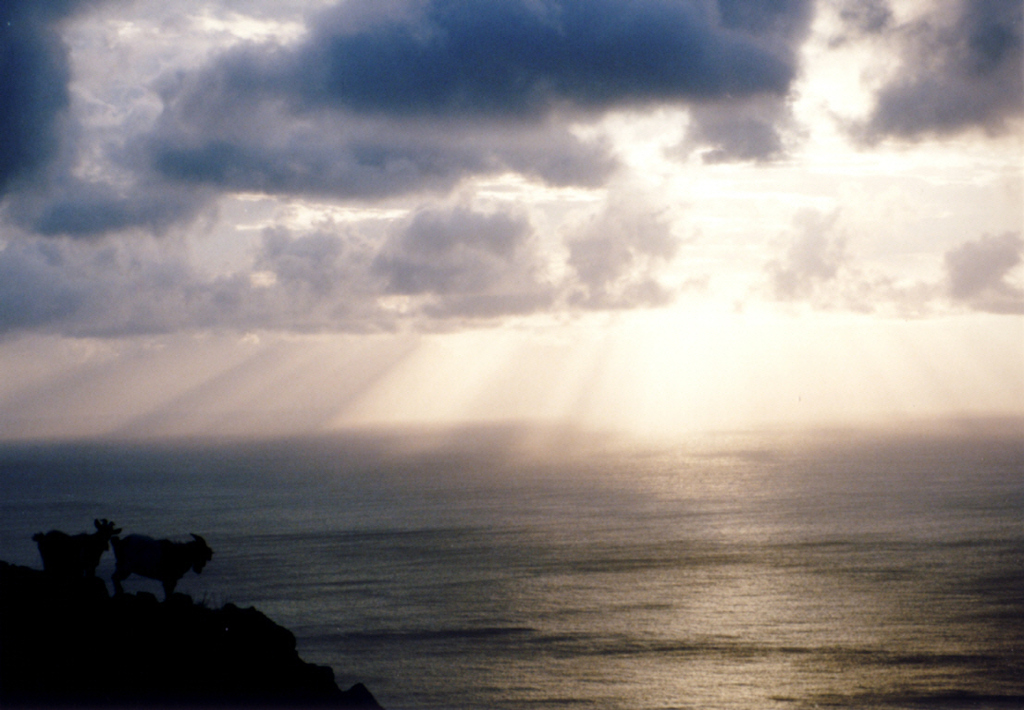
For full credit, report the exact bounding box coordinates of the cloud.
[6,177,208,238]
[244,226,395,330]
[0,1,94,195]
[767,210,848,301]
[252,205,563,324]
[858,0,1023,140]
[0,238,86,332]
[373,207,554,315]
[148,106,615,200]
[762,213,1024,317]
[6,213,1020,339]
[944,232,1024,314]
[0,228,383,336]
[287,0,808,118]
[3,0,816,240]
[681,96,794,163]
[0,0,216,238]
[0,207,518,336]
[567,204,679,309]
[146,0,813,197]
[0,196,689,336]
[376,208,527,295]
[833,0,893,41]
[0,234,203,336]
[761,210,935,316]
[8,0,1017,343]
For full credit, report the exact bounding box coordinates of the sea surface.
[1,423,1022,710]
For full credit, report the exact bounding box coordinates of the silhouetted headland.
[0,561,383,708]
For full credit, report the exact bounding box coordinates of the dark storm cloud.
[290,0,804,117]
[148,0,813,196]
[7,177,208,238]
[148,108,614,200]
[859,0,1023,140]
[0,0,212,238]
[0,1,95,195]
[2,0,817,240]
[944,232,1024,314]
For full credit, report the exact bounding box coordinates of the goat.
[32,518,122,578]
[111,533,213,599]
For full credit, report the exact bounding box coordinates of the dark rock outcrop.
[0,561,382,708]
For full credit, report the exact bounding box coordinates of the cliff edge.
[0,561,383,708]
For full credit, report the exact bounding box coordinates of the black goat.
[111,533,213,599]
[32,519,122,578]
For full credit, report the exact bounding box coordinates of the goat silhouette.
[33,519,121,578]
[111,533,213,599]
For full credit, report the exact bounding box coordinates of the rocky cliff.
[0,561,382,708]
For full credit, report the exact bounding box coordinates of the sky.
[0,0,1021,442]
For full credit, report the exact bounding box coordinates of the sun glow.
[323,306,1024,441]
[0,305,1020,442]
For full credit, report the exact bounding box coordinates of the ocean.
[1,423,1022,709]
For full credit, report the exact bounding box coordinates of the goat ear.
[94,519,101,529]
